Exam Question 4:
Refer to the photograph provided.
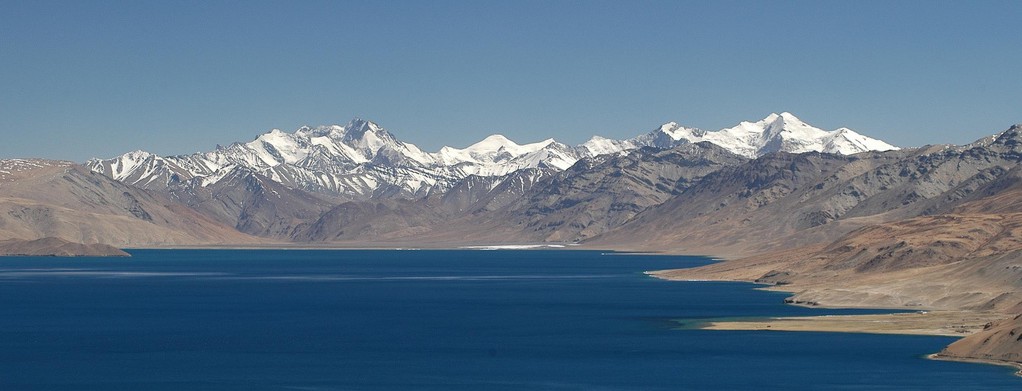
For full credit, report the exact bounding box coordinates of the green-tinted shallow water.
[0,249,1018,390]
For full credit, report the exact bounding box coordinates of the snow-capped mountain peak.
[820,127,900,155]
[437,135,549,162]
[626,121,705,151]
[579,136,636,157]
[626,112,898,158]
[342,118,389,144]
[762,112,825,136]
[295,124,343,138]
[465,134,519,152]
[329,119,396,160]
[658,122,706,141]
[659,121,680,133]
[89,113,899,201]
[432,134,573,176]
[774,111,801,123]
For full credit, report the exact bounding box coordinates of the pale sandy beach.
[697,311,1004,337]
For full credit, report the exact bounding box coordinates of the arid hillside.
[0,237,129,257]
[0,159,260,249]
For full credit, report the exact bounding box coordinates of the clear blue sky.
[2,0,1020,162]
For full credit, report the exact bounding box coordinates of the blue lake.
[0,249,1018,390]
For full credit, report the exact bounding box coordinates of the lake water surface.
[0,249,1018,390]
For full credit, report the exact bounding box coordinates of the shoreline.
[123,242,723,256]
[130,246,1022,376]
[691,311,1005,337]
[125,242,585,251]
[66,245,1022,377]
[928,354,1022,377]
[123,243,683,257]
[648,271,1022,378]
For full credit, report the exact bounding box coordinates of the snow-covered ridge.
[87,113,897,199]
[435,134,576,176]
[626,112,899,158]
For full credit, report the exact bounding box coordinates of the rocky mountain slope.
[591,126,1022,256]
[161,166,337,239]
[293,142,748,244]
[482,142,749,242]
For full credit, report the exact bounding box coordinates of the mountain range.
[86,113,896,201]
[78,113,894,242]
[5,112,1022,368]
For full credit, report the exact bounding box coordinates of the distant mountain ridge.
[623,112,898,158]
[87,113,895,200]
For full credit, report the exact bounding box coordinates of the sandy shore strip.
[696,311,1006,337]
[928,354,1022,376]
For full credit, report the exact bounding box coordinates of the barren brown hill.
[938,315,1022,368]
[0,159,260,247]
[654,212,1022,311]
[0,237,129,257]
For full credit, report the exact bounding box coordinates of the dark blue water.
[0,250,1017,390]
